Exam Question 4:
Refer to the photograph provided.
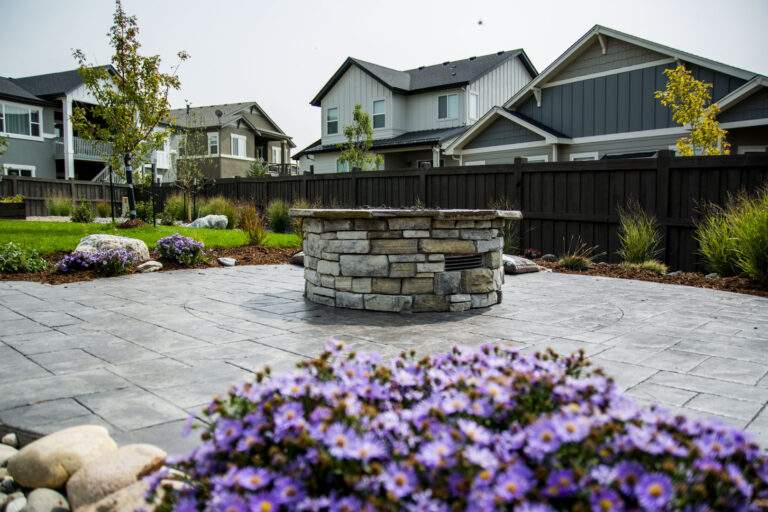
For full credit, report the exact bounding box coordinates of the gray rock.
[666,270,682,276]
[503,254,540,275]
[1,434,17,449]
[705,272,719,279]
[5,496,25,512]
[542,253,557,262]
[1,476,17,493]
[290,251,304,266]
[24,488,70,512]
[339,255,389,277]
[136,260,162,273]
[217,257,236,267]
[75,234,150,263]
[0,493,6,509]
[0,445,16,467]
[186,214,228,229]
[364,294,413,312]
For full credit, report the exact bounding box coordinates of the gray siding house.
[168,102,295,179]
[294,50,537,173]
[446,26,768,163]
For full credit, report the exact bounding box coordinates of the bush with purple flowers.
[147,343,768,511]
[57,248,135,276]
[156,233,205,266]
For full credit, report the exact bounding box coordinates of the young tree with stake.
[337,104,383,171]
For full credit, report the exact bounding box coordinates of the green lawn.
[0,220,300,254]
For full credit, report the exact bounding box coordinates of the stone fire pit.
[291,209,521,313]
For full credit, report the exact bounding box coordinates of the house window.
[526,155,549,163]
[231,134,246,157]
[569,152,598,161]
[438,94,458,120]
[0,102,42,138]
[327,107,339,135]
[336,159,349,173]
[272,146,282,163]
[207,132,219,155]
[2,164,35,177]
[372,100,385,129]
[468,92,479,120]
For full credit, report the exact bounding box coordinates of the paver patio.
[1,264,767,455]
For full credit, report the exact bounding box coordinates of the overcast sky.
[2,0,767,152]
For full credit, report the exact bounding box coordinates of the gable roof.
[310,50,537,106]
[503,25,763,110]
[12,65,113,99]
[717,76,768,112]
[0,76,51,105]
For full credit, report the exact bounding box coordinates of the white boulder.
[217,257,236,267]
[136,260,163,273]
[503,254,541,275]
[187,214,228,229]
[24,488,70,512]
[0,445,17,467]
[75,234,150,263]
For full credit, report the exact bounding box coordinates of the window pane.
[4,105,30,135]
[327,120,338,135]
[438,96,447,119]
[373,100,385,115]
[232,137,239,155]
[447,94,458,118]
[469,94,478,119]
[327,107,338,121]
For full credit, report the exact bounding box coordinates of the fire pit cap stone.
[290,208,522,221]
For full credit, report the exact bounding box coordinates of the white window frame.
[326,107,339,135]
[230,134,247,158]
[468,92,479,121]
[2,164,36,177]
[207,132,219,155]
[437,93,459,120]
[271,146,282,164]
[336,158,349,173]
[569,151,599,161]
[526,155,549,163]
[372,99,385,130]
[738,145,768,154]
[0,100,44,141]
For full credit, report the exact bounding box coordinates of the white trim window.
[569,151,599,161]
[326,107,339,135]
[2,164,36,177]
[438,94,458,120]
[271,146,282,164]
[0,101,42,140]
[372,100,385,129]
[468,92,479,121]
[738,145,767,154]
[231,134,247,158]
[336,158,349,173]
[207,132,219,155]
[526,155,549,163]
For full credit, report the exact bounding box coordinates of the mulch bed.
[0,245,299,285]
[537,260,768,298]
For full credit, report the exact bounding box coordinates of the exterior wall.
[468,56,533,117]
[0,138,58,179]
[220,125,255,159]
[320,66,398,146]
[219,156,251,178]
[557,133,682,160]
[517,61,745,138]
[383,149,434,169]
[727,126,768,152]
[720,89,768,123]
[462,145,553,165]
[300,152,339,174]
[405,88,466,131]
[548,36,667,83]
[464,117,543,149]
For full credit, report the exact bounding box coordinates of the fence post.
[300,175,308,202]
[70,180,76,204]
[656,150,673,265]
[11,177,18,196]
[419,171,427,207]
[512,157,525,210]
[351,171,358,207]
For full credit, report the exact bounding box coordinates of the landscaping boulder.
[6,425,117,489]
[24,488,70,512]
[77,480,149,512]
[66,443,166,510]
[187,214,227,229]
[541,253,557,262]
[0,445,16,467]
[136,260,162,273]
[5,495,25,512]
[75,235,150,263]
[290,251,305,266]
[217,257,236,267]
[1,434,18,448]
[503,254,540,274]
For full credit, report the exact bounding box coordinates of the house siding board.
[467,57,532,115]
[405,88,465,132]
[0,139,57,179]
[720,89,768,123]
[464,117,544,149]
[463,145,552,164]
[515,62,746,138]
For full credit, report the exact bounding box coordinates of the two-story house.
[169,102,296,179]
[0,66,172,181]
[445,25,768,162]
[294,50,537,173]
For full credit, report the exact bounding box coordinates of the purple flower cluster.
[57,248,135,276]
[156,233,204,266]
[147,343,768,511]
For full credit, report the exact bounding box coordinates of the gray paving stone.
[686,394,764,421]
[637,349,710,372]
[29,349,106,375]
[689,357,768,385]
[0,398,93,430]
[77,387,188,431]
[626,382,697,406]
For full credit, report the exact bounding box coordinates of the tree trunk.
[124,153,137,219]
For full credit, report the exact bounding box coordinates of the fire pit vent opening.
[291,208,522,313]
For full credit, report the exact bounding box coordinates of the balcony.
[55,137,113,162]
[267,163,301,176]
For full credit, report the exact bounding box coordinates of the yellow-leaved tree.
[655,65,730,156]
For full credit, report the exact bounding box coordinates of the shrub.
[621,259,669,275]
[266,199,291,233]
[291,198,310,235]
[163,193,187,221]
[238,204,268,246]
[558,237,600,271]
[95,200,111,218]
[70,201,95,223]
[0,242,48,273]
[56,248,134,276]
[135,201,154,223]
[617,201,662,264]
[156,233,205,266]
[159,210,176,226]
[201,196,238,229]
[47,196,73,216]
[489,196,520,254]
[148,343,768,511]
[696,205,739,277]
[0,194,24,203]
[117,218,145,229]
[249,158,268,177]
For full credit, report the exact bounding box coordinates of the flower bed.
[156,233,205,266]
[148,344,768,511]
[57,248,135,276]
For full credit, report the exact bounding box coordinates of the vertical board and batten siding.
[404,88,466,131]
[192,153,767,271]
[720,89,768,123]
[0,176,128,216]
[467,56,533,116]
[464,117,544,149]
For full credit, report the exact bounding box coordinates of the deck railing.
[54,137,112,161]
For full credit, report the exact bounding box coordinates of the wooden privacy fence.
[197,151,768,271]
[0,176,130,216]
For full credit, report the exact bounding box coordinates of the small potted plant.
[0,194,26,219]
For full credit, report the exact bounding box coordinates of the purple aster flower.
[458,419,492,445]
[381,462,416,498]
[494,466,533,501]
[590,489,625,512]
[553,414,591,443]
[525,420,560,460]
[325,423,357,458]
[214,418,242,447]
[234,467,272,491]
[273,476,305,505]
[517,502,556,512]
[634,472,674,511]
[248,492,279,512]
[211,492,249,512]
[544,469,577,497]
[615,460,645,495]
[418,439,454,468]
[726,463,753,499]
[351,434,386,462]
[330,496,362,512]
[274,401,306,435]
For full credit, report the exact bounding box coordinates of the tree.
[0,135,6,155]
[71,0,188,218]
[337,104,383,171]
[655,64,730,156]
[173,111,207,221]
[248,158,268,177]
